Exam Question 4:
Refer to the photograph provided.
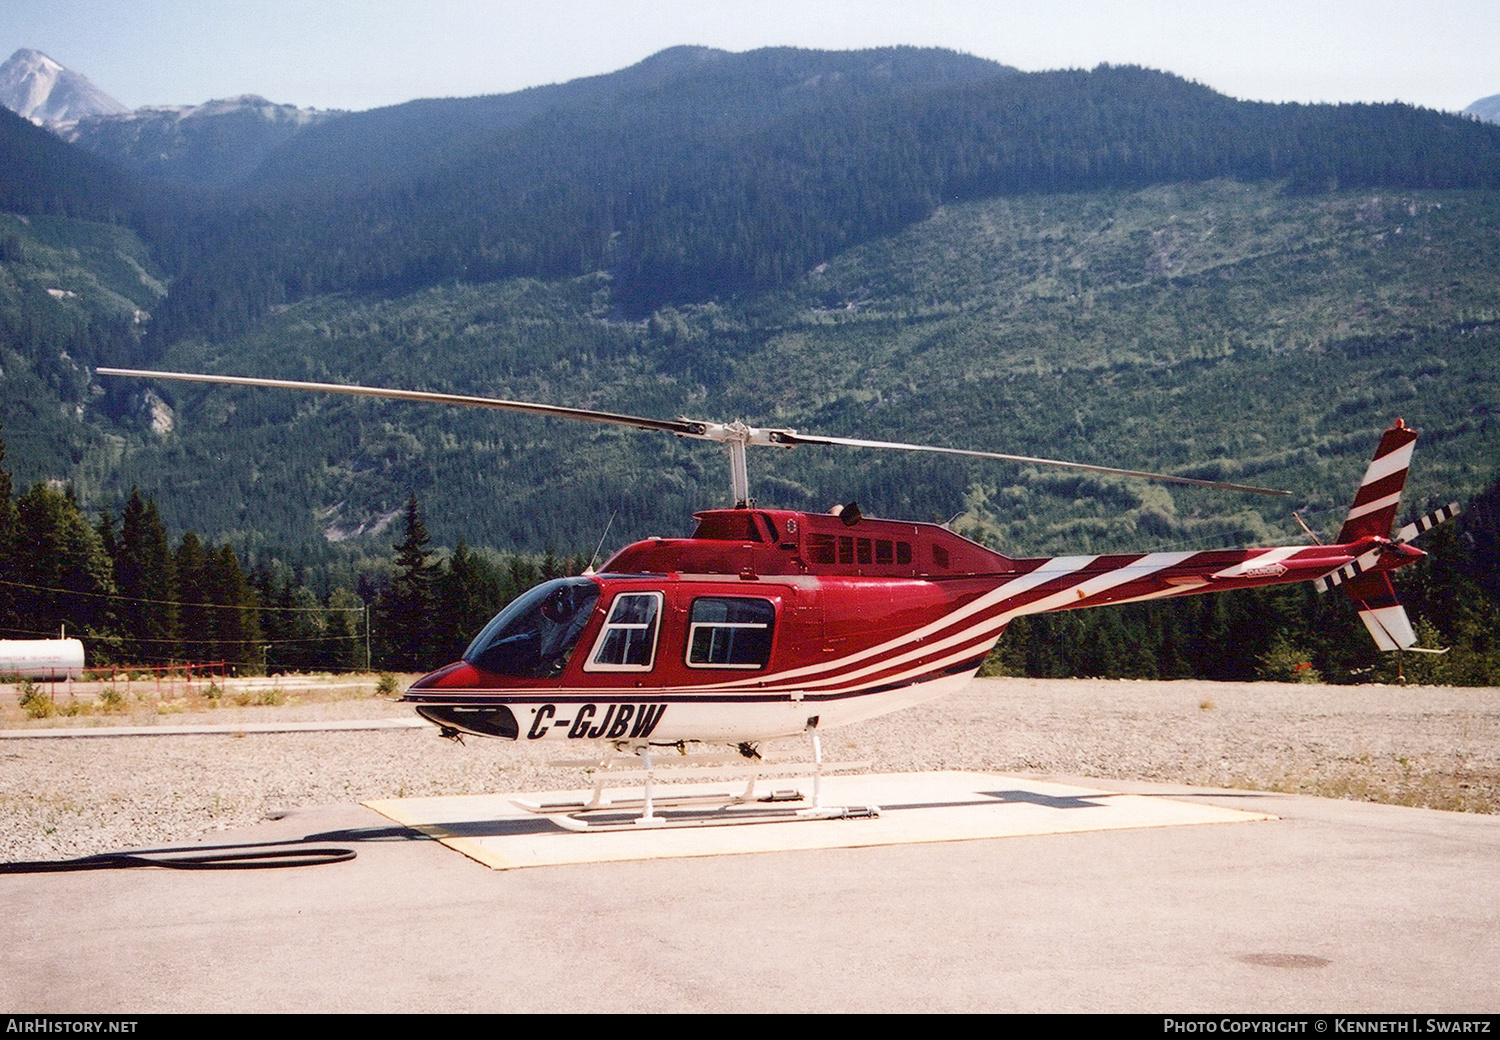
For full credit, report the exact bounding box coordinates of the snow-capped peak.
[0,47,129,125]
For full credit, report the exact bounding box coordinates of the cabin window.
[464,577,601,678]
[808,533,836,564]
[856,538,872,564]
[932,544,950,569]
[686,597,775,669]
[838,536,854,564]
[875,539,894,564]
[897,541,912,564]
[585,592,663,671]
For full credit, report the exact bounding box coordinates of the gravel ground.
[1,675,1495,863]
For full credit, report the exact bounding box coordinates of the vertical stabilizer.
[1336,419,1419,543]
[1318,419,1429,651]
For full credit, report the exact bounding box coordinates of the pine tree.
[174,532,210,664]
[383,493,438,670]
[326,587,367,672]
[115,489,177,663]
[13,483,118,646]
[436,539,504,660]
[205,543,263,673]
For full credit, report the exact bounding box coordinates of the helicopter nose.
[403,660,478,695]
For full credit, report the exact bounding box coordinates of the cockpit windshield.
[463,577,601,678]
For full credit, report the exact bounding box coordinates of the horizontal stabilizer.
[1397,502,1460,543]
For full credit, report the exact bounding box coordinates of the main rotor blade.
[95,368,709,438]
[771,430,1290,497]
[98,368,1289,497]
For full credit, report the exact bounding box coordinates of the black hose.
[0,840,356,873]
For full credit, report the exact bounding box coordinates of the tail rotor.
[1313,420,1461,652]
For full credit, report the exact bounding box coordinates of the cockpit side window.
[584,591,663,672]
[464,577,600,678]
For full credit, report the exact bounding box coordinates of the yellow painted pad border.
[363,771,1276,870]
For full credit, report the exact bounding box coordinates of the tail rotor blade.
[1396,502,1460,543]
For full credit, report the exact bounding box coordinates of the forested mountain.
[0,105,149,222]
[242,46,1013,197]
[62,96,341,188]
[4,46,1500,680]
[116,53,1500,347]
[2,49,1499,553]
[81,181,1498,563]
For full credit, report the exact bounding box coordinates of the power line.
[0,577,364,613]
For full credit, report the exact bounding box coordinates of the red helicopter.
[98,368,1456,825]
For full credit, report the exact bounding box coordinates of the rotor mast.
[697,420,784,507]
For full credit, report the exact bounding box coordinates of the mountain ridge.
[0,47,1498,561]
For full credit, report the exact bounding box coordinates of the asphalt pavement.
[2,773,1496,1013]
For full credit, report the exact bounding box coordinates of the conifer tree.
[13,483,118,645]
[174,532,210,664]
[115,489,177,663]
[326,587,367,672]
[206,543,262,672]
[436,539,503,661]
[383,493,438,670]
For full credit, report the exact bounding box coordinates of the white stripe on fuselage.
[699,554,1100,690]
[729,551,1201,695]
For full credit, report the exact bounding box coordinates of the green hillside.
[89,180,1500,559]
[140,60,1500,347]
[0,211,164,490]
[2,48,1498,563]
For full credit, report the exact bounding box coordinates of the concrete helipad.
[363,771,1276,869]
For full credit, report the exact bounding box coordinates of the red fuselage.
[404,507,1420,744]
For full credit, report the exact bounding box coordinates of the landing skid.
[511,725,881,831]
[547,802,880,832]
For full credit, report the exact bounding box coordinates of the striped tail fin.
[1320,419,1422,650]
[1315,422,1462,652]
[1315,501,1460,594]
[1335,419,1419,543]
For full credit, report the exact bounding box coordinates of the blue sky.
[4,0,1496,113]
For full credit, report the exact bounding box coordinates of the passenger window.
[897,541,912,564]
[686,597,775,669]
[856,538,872,564]
[585,592,663,671]
[808,533,836,564]
[875,539,894,564]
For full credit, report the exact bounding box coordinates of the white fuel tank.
[0,639,86,680]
